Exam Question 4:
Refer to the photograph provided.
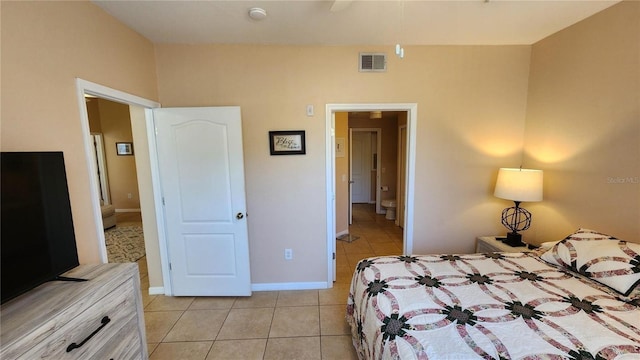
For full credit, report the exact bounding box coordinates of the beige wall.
[7,0,632,290]
[97,99,141,210]
[155,44,530,284]
[335,112,350,235]
[1,1,159,264]
[523,1,640,244]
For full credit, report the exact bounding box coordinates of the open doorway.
[349,127,382,224]
[326,103,417,283]
[84,96,145,264]
[76,79,167,295]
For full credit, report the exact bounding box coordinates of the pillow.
[539,240,560,250]
[540,228,640,297]
[529,241,560,258]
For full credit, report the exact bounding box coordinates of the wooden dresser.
[1,263,148,359]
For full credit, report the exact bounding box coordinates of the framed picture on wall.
[269,130,306,155]
[116,142,134,156]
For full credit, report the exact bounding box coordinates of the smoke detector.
[248,7,267,20]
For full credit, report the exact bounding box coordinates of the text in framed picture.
[116,142,134,156]
[269,130,306,155]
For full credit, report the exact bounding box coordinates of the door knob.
[236,213,244,220]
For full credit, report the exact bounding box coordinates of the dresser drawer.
[20,278,140,359]
[89,316,144,360]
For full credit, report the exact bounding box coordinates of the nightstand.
[476,236,530,253]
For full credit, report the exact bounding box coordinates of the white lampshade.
[494,168,543,202]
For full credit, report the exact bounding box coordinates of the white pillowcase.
[540,228,640,297]
[539,241,560,250]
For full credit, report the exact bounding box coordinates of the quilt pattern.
[347,253,640,359]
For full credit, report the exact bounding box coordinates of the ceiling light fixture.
[248,7,267,20]
[370,111,382,119]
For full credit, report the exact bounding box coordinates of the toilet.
[381,199,397,220]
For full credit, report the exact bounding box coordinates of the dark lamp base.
[504,232,525,247]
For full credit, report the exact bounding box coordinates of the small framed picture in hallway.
[116,142,134,156]
[269,130,306,155]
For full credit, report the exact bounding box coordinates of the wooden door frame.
[325,103,417,283]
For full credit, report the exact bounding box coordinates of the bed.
[347,229,640,359]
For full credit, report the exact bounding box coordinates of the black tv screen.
[1,152,80,304]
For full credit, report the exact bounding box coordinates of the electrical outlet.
[284,248,293,260]
[127,193,132,199]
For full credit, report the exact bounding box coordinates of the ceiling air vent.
[359,53,386,72]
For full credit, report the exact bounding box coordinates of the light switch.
[306,105,314,116]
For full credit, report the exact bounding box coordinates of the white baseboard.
[148,286,165,295]
[149,283,331,295]
[115,208,141,213]
[251,281,330,291]
[336,229,349,237]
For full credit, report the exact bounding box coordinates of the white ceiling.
[93,0,620,46]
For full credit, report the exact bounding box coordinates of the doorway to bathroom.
[349,128,381,224]
[326,103,417,283]
[348,118,407,229]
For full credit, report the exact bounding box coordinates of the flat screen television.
[1,151,80,304]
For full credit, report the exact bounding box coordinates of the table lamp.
[494,168,543,246]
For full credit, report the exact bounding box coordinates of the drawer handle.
[66,316,111,353]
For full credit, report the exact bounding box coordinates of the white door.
[350,131,371,204]
[155,107,251,296]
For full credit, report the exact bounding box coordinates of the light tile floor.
[136,203,403,359]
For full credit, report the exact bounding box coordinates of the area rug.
[337,234,360,243]
[105,225,146,263]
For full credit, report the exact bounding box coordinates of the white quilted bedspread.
[347,253,640,359]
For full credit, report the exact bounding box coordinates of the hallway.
[336,203,404,274]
